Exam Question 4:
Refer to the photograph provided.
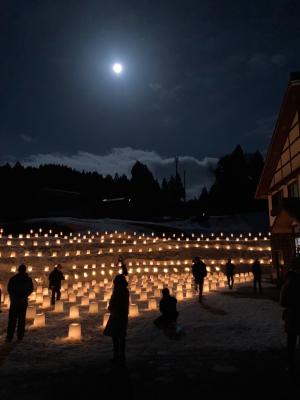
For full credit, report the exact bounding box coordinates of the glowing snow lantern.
[42,296,51,308]
[139,292,148,301]
[148,298,157,310]
[26,305,36,319]
[33,313,45,327]
[54,300,64,313]
[81,296,89,306]
[68,323,81,340]
[69,293,76,303]
[69,305,80,319]
[36,293,43,304]
[129,304,139,317]
[176,291,184,301]
[88,302,99,314]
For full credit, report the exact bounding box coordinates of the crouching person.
[154,288,179,334]
[104,274,129,364]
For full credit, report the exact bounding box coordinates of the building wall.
[270,112,300,187]
[267,112,300,228]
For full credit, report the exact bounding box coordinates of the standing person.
[225,258,235,289]
[104,274,129,363]
[6,264,33,342]
[49,264,65,305]
[252,258,262,294]
[192,257,207,302]
[118,256,128,277]
[154,288,179,330]
[280,270,300,375]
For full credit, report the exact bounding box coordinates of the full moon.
[112,63,123,74]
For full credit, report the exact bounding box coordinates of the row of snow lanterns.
[0,229,271,242]
[3,234,271,245]
[0,245,271,258]
[0,241,272,255]
[1,233,272,249]
[2,270,249,308]
[8,257,271,277]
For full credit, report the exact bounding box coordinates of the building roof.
[256,74,300,199]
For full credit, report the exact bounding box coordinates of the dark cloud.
[19,134,33,143]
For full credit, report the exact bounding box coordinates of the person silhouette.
[6,264,33,342]
[154,288,179,331]
[252,258,262,294]
[104,274,129,363]
[192,257,207,301]
[49,264,65,305]
[280,270,300,375]
[225,258,235,289]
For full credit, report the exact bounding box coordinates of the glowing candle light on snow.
[34,313,45,327]
[69,305,80,318]
[88,302,99,314]
[68,323,81,340]
[26,305,36,319]
[54,300,64,313]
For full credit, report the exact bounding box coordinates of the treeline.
[0,145,266,220]
[197,145,266,215]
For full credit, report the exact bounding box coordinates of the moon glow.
[112,63,123,74]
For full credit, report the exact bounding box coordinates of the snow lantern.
[88,302,99,314]
[68,323,81,340]
[148,298,157,310]
[54,300,64,313]
[34,313,45,327]
[69,305,80,319]
[129,304,139,317]
[26,305,36,319]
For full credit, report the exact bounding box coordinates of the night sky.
[1,0,300,194]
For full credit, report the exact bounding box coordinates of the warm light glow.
[68,323,81,340]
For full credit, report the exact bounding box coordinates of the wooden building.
[256,73,300,281]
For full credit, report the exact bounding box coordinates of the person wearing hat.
[104,274,129,363]
[192,257,207,301]
[6,264,33,342]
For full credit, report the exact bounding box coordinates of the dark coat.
[192,261,207,283]
[225,262,235,277]
[8,272,33,302]
[159,295,178,321]
[252,261,262,277]
[280,280,300,334]
[104,288,129,338]
[49,268,65,289]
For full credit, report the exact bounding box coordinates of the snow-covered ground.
[21,213,269,234]
[0,281,284,375]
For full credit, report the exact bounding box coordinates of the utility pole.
[175,156,179,178]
